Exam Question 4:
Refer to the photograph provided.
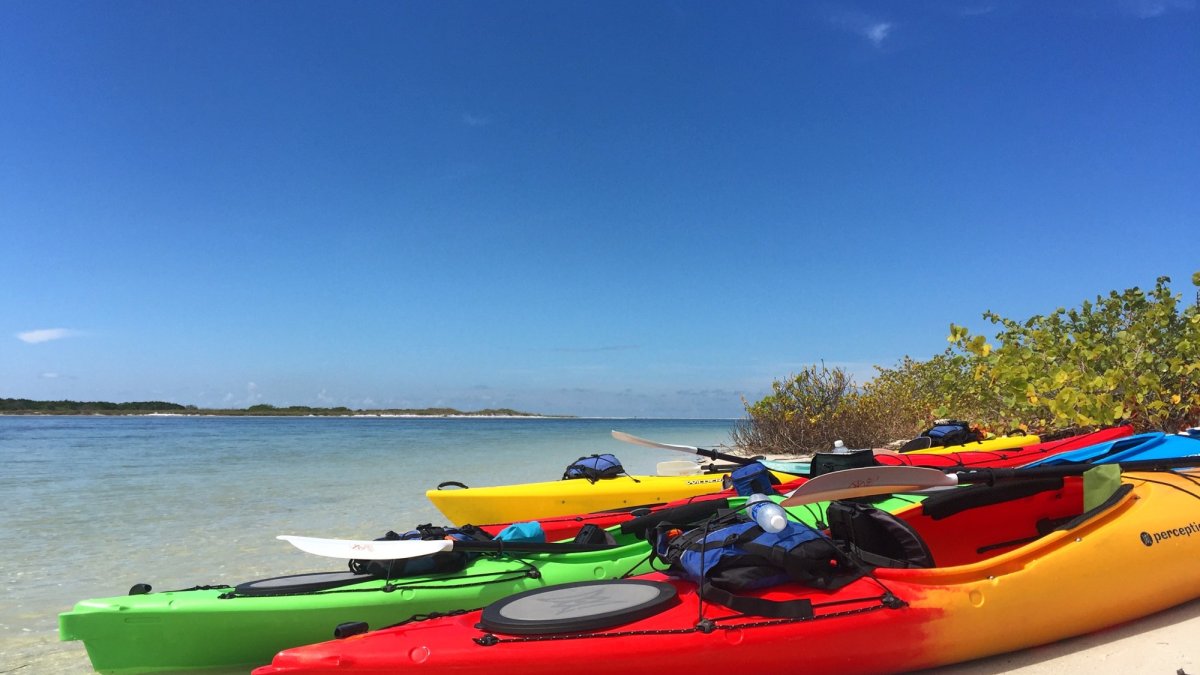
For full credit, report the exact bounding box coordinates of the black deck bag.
[348,523,493,579]
[809,448,877,477]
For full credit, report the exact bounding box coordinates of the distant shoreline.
[0,397,564,418]
[0,413,740,420]
[0,411,569,418]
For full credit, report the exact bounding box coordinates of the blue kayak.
[1024,432,1199,467]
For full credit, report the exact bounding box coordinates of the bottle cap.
[760,511,787,533]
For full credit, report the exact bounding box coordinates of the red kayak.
[482,426,1132,541]
[874,425,1132,469]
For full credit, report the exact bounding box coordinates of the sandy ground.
[926,596,1200,674]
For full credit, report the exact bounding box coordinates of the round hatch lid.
[478,579,678,635]
[234,571,376,596]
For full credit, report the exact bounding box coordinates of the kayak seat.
[571,523,617,546]
[826,501,934,569]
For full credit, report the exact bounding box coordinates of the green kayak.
[59,493,925,674]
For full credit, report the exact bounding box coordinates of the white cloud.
[40,372,60,379]
[462,113,491,127]
[828,11,896,49]
[1121,0,1196,17]
[16,328,79,344]
[864,22,893,47]
[553,345,640,353]
[958,4,996,16]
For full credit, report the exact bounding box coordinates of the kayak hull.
[58,534,658,674]
[257,469,1200,675]
[426,471,795,526]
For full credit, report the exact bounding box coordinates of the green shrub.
[949,275,1200,432]
[739,274,1200,453]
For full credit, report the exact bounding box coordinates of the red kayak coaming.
[477,476,808,541]
[874,425,1133,470]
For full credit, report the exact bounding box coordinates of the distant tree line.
[0,399,192,414]
[240,404,542,417]
[0,398,548,417]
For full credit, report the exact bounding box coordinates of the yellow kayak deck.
[906,433,1041,454]
[426,470,795,525]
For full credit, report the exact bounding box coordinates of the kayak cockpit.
[859,471,1131,573]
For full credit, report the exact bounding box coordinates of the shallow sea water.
[0,415,737,673]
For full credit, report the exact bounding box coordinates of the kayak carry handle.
[334,622,369,639]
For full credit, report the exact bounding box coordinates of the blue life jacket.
[655,517,861,618]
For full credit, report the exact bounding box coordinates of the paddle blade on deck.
[611,430,753,465]
[278,535,454,560]
[781,466,958,506]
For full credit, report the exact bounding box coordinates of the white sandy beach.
[927,596,1200,674]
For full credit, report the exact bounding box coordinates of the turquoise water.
[0,415,736,673]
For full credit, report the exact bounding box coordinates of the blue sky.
[2,1,1197,418]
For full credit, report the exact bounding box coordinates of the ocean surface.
[0,415,739,673]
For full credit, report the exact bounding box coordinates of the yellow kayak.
[906,433,1041,455]
[426,470,796,525]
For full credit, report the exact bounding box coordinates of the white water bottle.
[747,493,788,533]
[832,440,848,454]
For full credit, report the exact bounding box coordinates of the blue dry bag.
[723,462,774,496]
[563,453,626,482]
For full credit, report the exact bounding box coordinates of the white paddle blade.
[278,535,454,560]
[611,430,700,453]
[781,466,958,507]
